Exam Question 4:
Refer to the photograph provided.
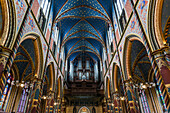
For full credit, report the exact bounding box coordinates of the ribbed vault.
[53,0,113,63]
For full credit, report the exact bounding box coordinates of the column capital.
[111,91,119,96]
[31,76,43,83]
[48,90,55,96]
[152,47,170,59]
[0,46,13,55]
[0,46,13,68]
[124,79,133,86]
[0,46,13,78]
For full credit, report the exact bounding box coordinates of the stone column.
[106,98,112,113]
[46,90,55,113]
[152,47,170,112]
[102,98,107,113]
[125,80,140,113]
[55,98,62,113]
[26,77,42,113]
[153,47,170,86]
[61,97,66,113]
[0,46,12,98]
[112,93,121,113]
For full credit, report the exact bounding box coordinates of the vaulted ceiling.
[53,0,113,62]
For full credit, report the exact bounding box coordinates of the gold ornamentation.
[157,59,170,70]
[0,57,6,68]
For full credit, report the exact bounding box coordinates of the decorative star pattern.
[137,0,149,34]
[15,0,27,32]
[54,0,112,61]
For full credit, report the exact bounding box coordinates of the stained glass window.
[79,72,82,80]
[86,72,89,80]
[155,89,164,112]
[0,73,12,110]
[18,89,28,112]
[140,90,151,113]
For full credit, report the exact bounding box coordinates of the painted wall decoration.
[21,12,39,35]
[124,13,145,41]
[47,50,63,77]
[124,0,133,19]
[136,0,149,35]
[18,11,48,66]
[118,13,146,66]
[15,0,27,32]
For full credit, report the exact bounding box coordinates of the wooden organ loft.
[64,56,104,106]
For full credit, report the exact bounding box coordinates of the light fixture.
[48,96,52,99]
[16,80,19,87]
[20,83,25,87]
[11,80,15,85]
[30,83,34,88]
[140,83,143,86]
[120,96,125,101]
[54,102,57,105]
[152,83,156,87]
[125,82,128,86]
[42,96,47,99]
[112,103,114,107]
[116,97,120,100]
[20,81,25,87]
[142,85,147,89]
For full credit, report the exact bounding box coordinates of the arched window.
[86,72,89,80]
[114,0,124,18]
[139,90,150,113]
[114,0,126,32]
[17,88,29,112]
[92,107,96,113]
[79,72,82,80]
[73,106,76,113]
[39,0,51,30]
[0,73,13,110]
[110,43,114,53]
[78,106,90,113]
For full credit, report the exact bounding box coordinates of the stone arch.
[57,76,62,98]
[0,0,15,47]
[92,107,96,113]
[11,34,43,81]
[40,62,55,112]
[111,63,116,92]
[123,35,145,80]
[105,76,111,99]
[19,34,44,78]
[124,36,154,82]
[122,36,164,112]
[45,62,55,91]
[148,0,170,49]
[112,63,123,93]
[2,34,44,112]
[78,106,90,113]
